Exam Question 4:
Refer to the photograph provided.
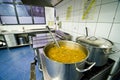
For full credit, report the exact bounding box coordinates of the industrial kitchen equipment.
[76,36,114,66]
[43,40,95,80]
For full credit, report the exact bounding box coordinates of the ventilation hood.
[21,0,63,7]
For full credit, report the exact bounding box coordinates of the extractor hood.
[21,0,63,7]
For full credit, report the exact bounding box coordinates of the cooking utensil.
[43,40,95,80]
[76,36,115,66]
[46,26,60,48]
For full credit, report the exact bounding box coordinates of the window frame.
[0,0,46,25]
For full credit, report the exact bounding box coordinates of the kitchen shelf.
[0,46,7,49]
[14,33,29,46]
[12,44,29,47]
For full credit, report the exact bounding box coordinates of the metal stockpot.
[43,40,95,80]
[76,36,114,66]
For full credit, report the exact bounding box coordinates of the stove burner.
[81,58,114,80]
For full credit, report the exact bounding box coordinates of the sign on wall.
[82,0,96,20]
[66,6,73,20]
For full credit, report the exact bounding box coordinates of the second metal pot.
[76,36,114,66]
[87,46,109,66]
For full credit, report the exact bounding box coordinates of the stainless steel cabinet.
[4,34,17,47]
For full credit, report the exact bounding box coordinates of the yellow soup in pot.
[46,45,87,63]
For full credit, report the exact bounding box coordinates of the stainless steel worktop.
[0,28,55,48]
[0,28,55,35]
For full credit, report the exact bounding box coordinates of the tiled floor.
[1,46,120,80]
[0,46,43,80]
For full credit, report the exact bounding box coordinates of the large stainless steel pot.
[43,40,95,80]
[76,36,114,66]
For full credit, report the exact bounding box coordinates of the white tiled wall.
[98,2,117,22]
[55,0,120,44]
[115,2,120,22]
[109,23,120,43]
[95,23,112,38]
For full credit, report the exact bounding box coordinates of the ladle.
[46,26,60,48]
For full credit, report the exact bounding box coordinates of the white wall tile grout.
[107,1,120,38]
[55,0,120,43]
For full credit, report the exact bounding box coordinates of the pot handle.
[87,36,97,41]
[110,49,120,53]
[75,61,96,72]
[103,48,120,54]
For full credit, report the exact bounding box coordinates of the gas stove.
[81,58,114,80]
[32,31,115,80]
[37,52,114,80]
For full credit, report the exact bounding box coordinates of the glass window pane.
[0,3,46,25]
[34,17,45,24]
[0,0,13,2]
[19,17,32,24]
[32,6,45,24]
[1,16,18,24]
[32,6,45,17]
[0,19,2,24]
[16,4,30,16]
[15,0,21,2]
[16,5,32,24]
[0,4,15,16]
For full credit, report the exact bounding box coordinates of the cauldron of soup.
[44,40,88,64]
[43,41,95,80]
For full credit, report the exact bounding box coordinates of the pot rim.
[76,36,114,49]
[43,40,89,64]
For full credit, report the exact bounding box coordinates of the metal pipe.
[85,27,88,37]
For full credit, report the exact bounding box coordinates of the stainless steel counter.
[38,49,51,80]
[0,28,55,48]
[0,28,54,35]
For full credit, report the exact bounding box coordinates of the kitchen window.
[0,0,46,25]
[16,4,33,24]
[0,4,18,24]
[32,6,45,24]
[0,17,2,24]
[0,0,13,2]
